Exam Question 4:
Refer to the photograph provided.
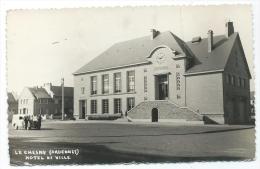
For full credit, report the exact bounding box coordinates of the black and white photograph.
[0,1,259,168]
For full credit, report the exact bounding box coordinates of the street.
[9,121,255,165]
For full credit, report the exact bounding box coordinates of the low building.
[18,87,53,116]
[73,21,251,124]
[43,83,74,118]
[7,92,18,122]
[18,84,73,118]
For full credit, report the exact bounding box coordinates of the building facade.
[73,21,251,124]
[18,84,74,118]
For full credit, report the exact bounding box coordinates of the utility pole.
[61,78,64,120]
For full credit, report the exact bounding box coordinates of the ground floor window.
[102,99,109,114]
[114,98,121,114]
[127,97,135,111]
[91,100,97,114]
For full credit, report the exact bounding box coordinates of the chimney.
[225,21,234,37]
[207,30,213,53]
[150,29,159,40]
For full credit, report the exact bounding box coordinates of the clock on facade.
[156,52,165,64]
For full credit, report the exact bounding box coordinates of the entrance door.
[151,108,158,122]
[157,74,168,100]
[79,100,86,119]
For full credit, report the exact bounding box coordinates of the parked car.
[12,114,25,130]
[28,116,41,130]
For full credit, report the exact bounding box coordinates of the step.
[127,100,203,122]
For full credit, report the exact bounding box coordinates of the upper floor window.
[231,75,235,86]
[91,76,97,95]
[238,77,242,87]
[127,71,135,92]
[102,74,109,94]
[242,78,246,88]
[114,73,121,93]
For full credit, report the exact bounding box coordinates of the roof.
[51,86,74,97]
[7,92,17,103]
[74,31,192,75]
[73,31,241,75]
[185,33,238,74]
[28,87,51,99]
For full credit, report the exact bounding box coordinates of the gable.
[185,33,238,75]
[224,34,251,79]
[19,87,35,100]
[73,31,190,75]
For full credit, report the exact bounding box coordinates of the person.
[37,114,42,129]
[24,116,28,130]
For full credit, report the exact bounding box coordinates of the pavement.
[8,120,255,165]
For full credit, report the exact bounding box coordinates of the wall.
[186,73,224,119]
[18,88,35,116]
[73,46,188,119]
[223,36,251,124]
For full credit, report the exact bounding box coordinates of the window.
[241,78,246,88]
[114,73,121,93]
[91,76,97,95]
[176,64,180,68]
[91,100,97,114]
[102,74,109,94]
[114,98,121,114]
[231,75,235,86]
[127,97,135,111]
[144,76,148,93]
[238,77,242,87]
[176,72,181,90]
[102,99,109,114]
[127,71,135,92]
[81,87,85,94]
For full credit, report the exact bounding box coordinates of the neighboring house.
[7,92,18,122]
[18,87,54,116]
[73,21,251,124]
[18,84,74,118]
[43,83,74,117]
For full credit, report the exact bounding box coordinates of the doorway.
[155,74,168,100]
[79,100,86,119]
[151,108,158,122]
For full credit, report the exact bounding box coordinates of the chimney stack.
[225,21,234,37]
[150,29,159,40]
[207,30,213,53]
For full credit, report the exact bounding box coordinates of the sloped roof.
[7,92,17,103]
[74,31,239,75]
[185,33,238,74]
[74,31,192,75]
[28,87,51,99]
[51,86,73,97]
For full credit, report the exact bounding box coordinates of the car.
[12,114,25,130]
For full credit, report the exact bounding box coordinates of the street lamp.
[61,78,64,120]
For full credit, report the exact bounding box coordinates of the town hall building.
[73,21,251,124]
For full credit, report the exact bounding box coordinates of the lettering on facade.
[176,72,181,90]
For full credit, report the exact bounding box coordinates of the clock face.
[156,52,165,64]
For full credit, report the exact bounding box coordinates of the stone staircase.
[127,100,203,122]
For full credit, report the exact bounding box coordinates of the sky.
[7,5,254,94]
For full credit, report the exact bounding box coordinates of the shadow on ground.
[9,138,253,166]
